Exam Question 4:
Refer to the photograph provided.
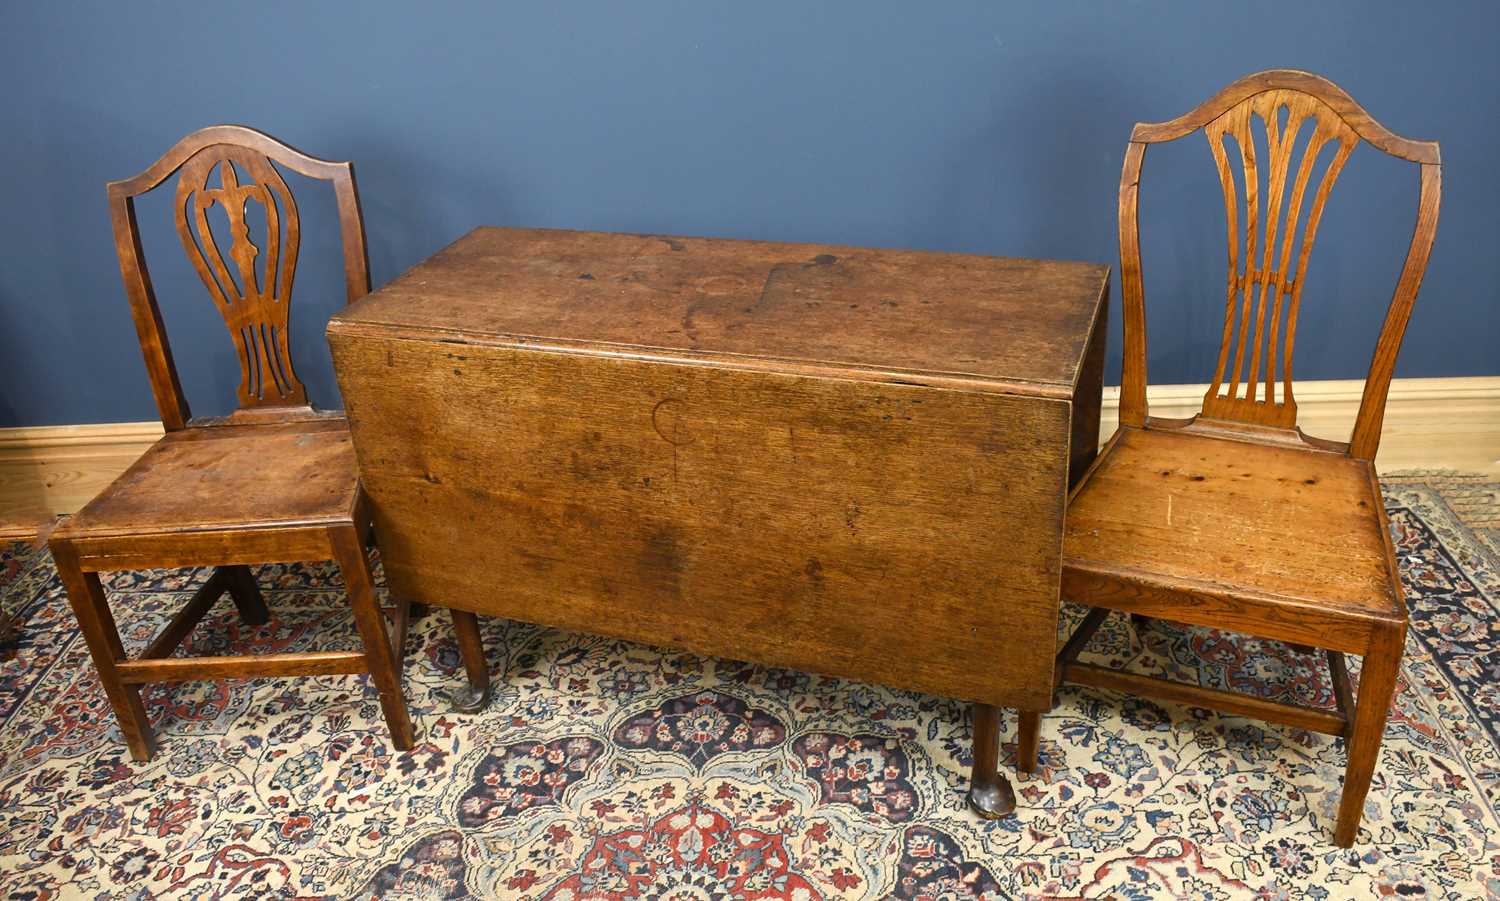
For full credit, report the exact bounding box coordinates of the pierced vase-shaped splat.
[1202,90,1359,428]
[175,147,305,408]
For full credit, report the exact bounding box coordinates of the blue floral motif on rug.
[0,480,1497,899]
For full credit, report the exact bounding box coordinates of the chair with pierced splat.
[48,126,491,761]
[1030,71,1440,847]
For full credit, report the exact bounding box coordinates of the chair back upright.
[1116,69,1441,460]
[107,125,371,430]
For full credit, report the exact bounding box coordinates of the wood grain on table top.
[330,227,1110,398]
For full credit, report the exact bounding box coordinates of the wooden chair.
[1025,71,1440,847]
[48,126,490,761]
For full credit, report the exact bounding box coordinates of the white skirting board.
[2,377,1497,538]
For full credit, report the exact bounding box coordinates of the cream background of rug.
[2,376,1497,539]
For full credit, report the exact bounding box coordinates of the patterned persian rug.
[0,476,1497,900]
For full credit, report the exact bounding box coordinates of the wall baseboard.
[0,422,165,539]
[2,377,1497,539]
[1101,377,1500,476]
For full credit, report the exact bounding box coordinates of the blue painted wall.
[2,2,1495,426]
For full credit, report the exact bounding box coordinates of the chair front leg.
[331,526,415,751]
[50,543,156,761]
[1334,622,1405,847]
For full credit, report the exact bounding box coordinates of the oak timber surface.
[53,420,358,540]
[1064,427,1401,619]
[331,227,1109,397]
[328,226,1109,712]
[332,336,1073,710]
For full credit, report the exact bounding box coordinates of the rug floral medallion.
[0,478,1497,900]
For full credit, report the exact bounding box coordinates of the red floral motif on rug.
[542,800,821,900]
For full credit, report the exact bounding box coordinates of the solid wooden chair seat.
[1063,425,1403,651]
[55,418,359,547]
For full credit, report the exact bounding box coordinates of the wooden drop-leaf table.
[327,226,1108,816]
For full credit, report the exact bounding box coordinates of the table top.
[330,227,1109,399]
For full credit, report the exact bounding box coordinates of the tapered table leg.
[967,702,1017,819]
[449,609,491,713]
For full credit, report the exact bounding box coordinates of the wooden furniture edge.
[3,375,1497,539]
[327,227,1112,403]
[325,320,1081,401]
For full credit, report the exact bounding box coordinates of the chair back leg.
[222,565,269,625]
